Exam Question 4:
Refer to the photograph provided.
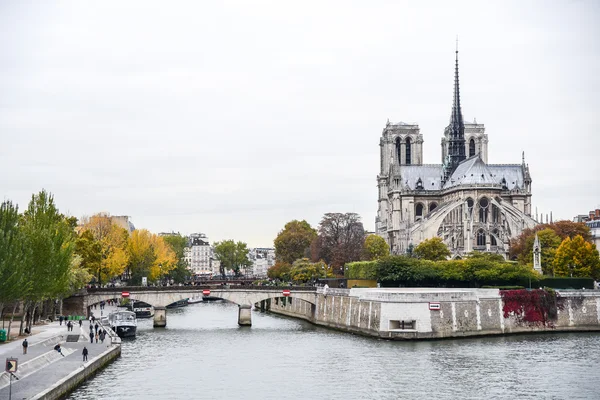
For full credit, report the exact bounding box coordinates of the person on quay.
[79,319,82,328]
[89,331,94,344]
[82,346,88,362]
[99,330,105,344]
[94,322,99,333]
[22,338,28,355]
[54,343,64,356]
[95,331,99,343]
[59,315,64,326]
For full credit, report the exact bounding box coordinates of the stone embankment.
[0,316,120,399]
[265,287,600,340]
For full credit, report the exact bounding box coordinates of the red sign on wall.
[121,292,130,298]
[202,289,211,296]
[282,289,291,297]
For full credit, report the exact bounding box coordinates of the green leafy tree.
[290,258,334,282]
[0,200,30,332]
[553,235,600,279]
[75,229,102,279]
[20,190,76,333]
[363,234,390,260]
[162,233,191,283]
[274,220,317,264]
[213,240,252,278]
[413,237,451,261]
[516,228,562,275]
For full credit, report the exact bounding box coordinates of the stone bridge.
[81,286,316,327]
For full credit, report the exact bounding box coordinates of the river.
[68,301,600,400]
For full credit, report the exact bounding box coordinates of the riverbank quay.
[266,287,600,340]
[0,316,120,399]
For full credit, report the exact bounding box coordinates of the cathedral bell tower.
[443,45,466,182]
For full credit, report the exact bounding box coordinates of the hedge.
[345,261,378,280]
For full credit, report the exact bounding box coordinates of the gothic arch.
[406,137,412,165]
[479,197,489,223]
[476,229,486,247]
[395,137,401,165]
[429,202,438,213]
[415,203,424,221]
[469,138,476,157]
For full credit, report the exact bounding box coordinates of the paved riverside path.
[0,313,115,399]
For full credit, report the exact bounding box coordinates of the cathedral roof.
[444,155,496,189]
[401,165,443,190]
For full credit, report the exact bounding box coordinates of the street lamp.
[569,263,574,278]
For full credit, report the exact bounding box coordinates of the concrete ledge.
[30,344,121,400]
[0,347,76,388]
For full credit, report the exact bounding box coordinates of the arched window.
[395,137,401,164]
[479,197,489,223]
[477,229,486,247]
[466,198,474,217]
[415,203,424,220]
[491,229,498,246]
[469,138,476,157]
[429,203,437,213]
[406,137,412,165]
[416,178,423,190]
[492,205,500,223]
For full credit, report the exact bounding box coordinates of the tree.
[311,213,365,271]
[0,200,30,325]
[20,190,76,333]
[267,261,292,281]
[80,213,129,285]
[127,230,177,284]
[509,220,591,261]
[74,230,102,278]
[413,237,451,261]
[274,220,317,264]
[162,233,191,284]
[289,258,333,282]
[553,235,600,279]
[213,240,252,278]
[516,228,562,275]
[363,234,390,260]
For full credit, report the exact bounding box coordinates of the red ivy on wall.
[500,289,564,326]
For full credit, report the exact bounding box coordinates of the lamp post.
[569,263,574,278]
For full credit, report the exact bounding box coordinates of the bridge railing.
[87,285,316,293]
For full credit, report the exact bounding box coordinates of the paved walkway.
[0,308,118,399]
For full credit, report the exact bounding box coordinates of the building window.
[466,198,474,217]
[469,138,476,157]
[479,197,489,223]
[492,205,500,223]
[429,203,438,213]
[396,137,401,164]
[491,229,498,246]
[415,203,424,220]
[477,229,486,247]
[406,137,412,165]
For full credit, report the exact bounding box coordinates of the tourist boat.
[187,297,204,304]
[126,300,155,318]
[108,310,137,338]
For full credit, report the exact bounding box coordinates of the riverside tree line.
[0,190,190,338]
[267,213,600,285]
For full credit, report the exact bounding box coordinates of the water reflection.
[69,302,600,400]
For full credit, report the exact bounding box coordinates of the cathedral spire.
[443,39,466,182]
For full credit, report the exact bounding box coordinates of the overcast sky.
[1,1,599,247]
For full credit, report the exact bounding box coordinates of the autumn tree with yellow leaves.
[553,235,600,279]
[127,229,176,285]
[79,213,129,285]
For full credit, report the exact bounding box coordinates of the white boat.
[109,310,137,338]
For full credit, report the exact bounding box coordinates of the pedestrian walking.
[22,338,28,355]
[100,330,105,344]
[94,323,99,333]
[92,315,96,323]
[79,319,82,328]
[82,346,88,361]
[89,331,94,344]
[95,331,99,343]
[59,315,64,325]
[66,321,72,331]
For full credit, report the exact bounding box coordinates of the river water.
[69,302,600,400]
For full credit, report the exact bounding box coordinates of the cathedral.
[375,49,537,259]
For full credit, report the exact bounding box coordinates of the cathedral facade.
[375,50,536,258]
